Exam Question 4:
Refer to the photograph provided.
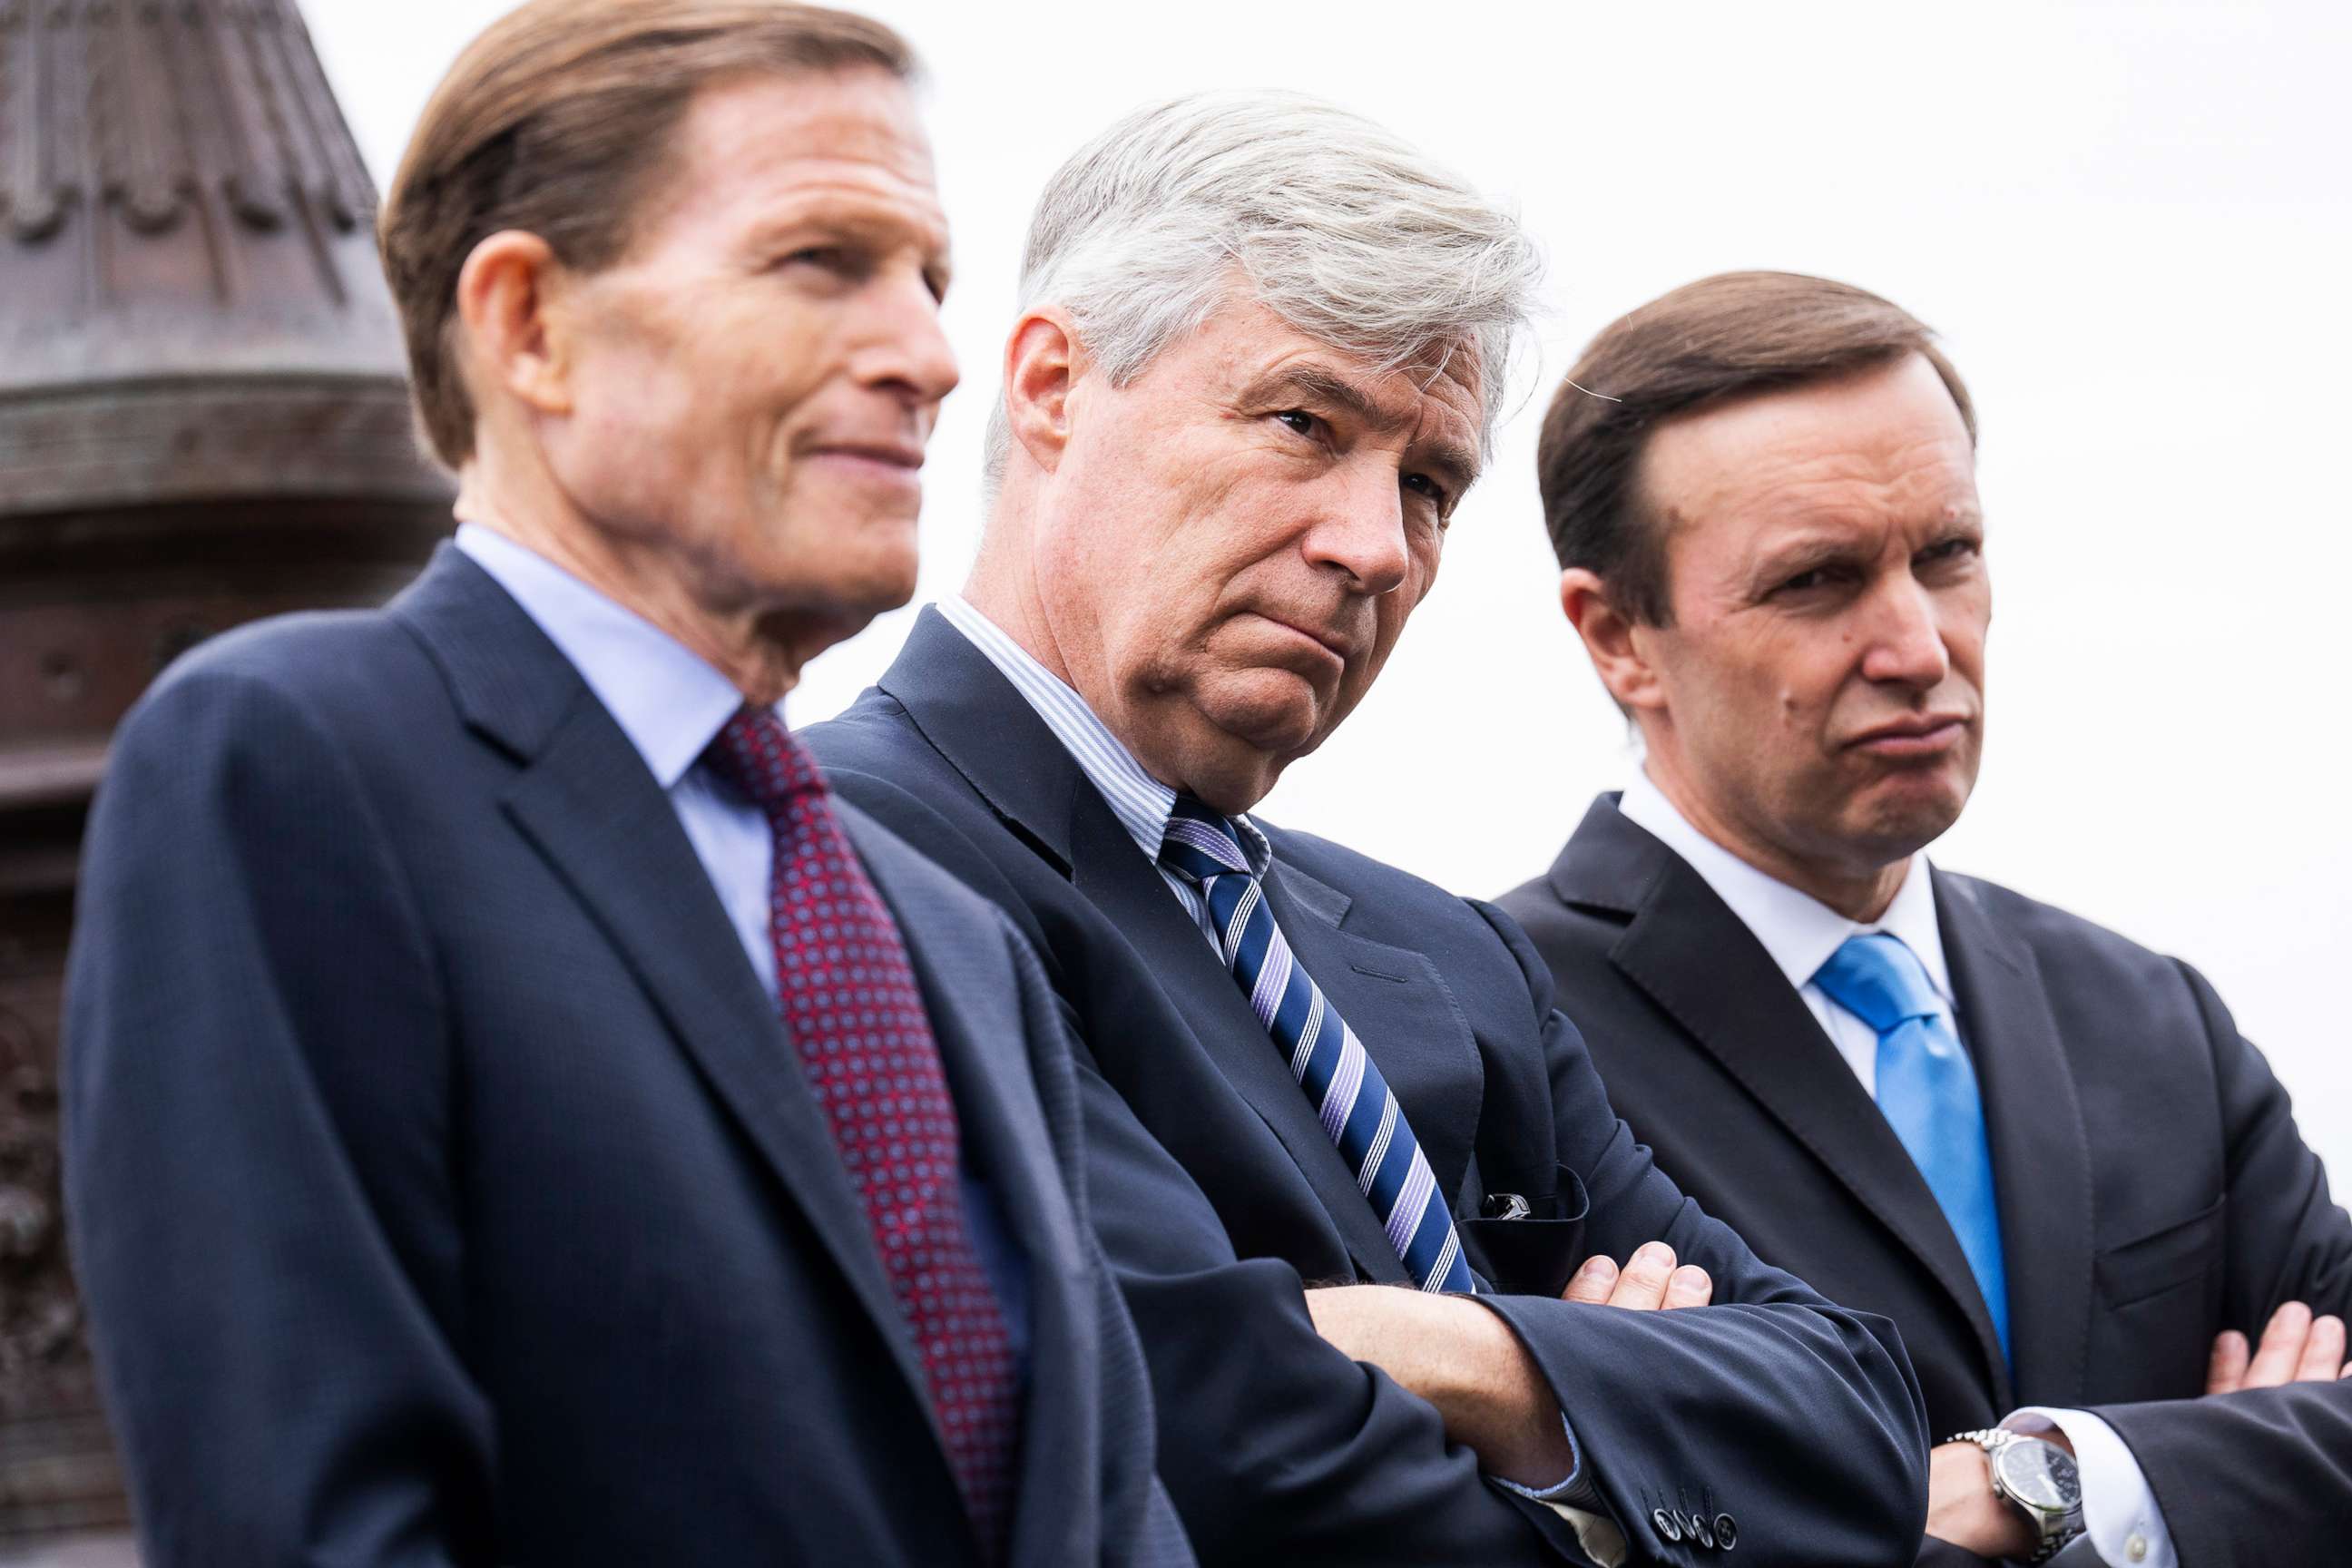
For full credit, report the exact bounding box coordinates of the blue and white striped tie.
[1161,796,1475,1293]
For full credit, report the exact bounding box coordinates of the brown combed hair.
[1537,270,1977,625]
[379,0,916,469]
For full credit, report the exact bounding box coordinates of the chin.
[1847,783,1968,859]
[1200,665,1336,753]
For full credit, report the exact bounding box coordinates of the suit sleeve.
[2081,959,2352,1568]
[832,770,1601,1565]
[998,918,1197,1568]
[1464,901,1932,1568]
[63,664,492,1565]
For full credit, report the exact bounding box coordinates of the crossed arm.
[1306,1241,1714,1485]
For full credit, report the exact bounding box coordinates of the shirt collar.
[935,595,1272,874]
[456,523,751,789]
[1617,767,1954,1007]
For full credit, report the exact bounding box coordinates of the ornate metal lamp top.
[0,0,448,514]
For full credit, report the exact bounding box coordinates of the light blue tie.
[1160,797,1475,1292]
[1813,933,2012,1362]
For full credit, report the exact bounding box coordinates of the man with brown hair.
[63,5,1191,1564]
[1500,270,2352,1566]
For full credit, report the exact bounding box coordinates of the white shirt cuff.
[2004,1406,2175,1567]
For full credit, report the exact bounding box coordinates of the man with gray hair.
[808,93,1930,1566]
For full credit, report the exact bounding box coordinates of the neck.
[1639,746,1908,923]
[456,445,813,708]
[962,505,1076,689]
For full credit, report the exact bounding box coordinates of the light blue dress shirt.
[456,525,1028,1371]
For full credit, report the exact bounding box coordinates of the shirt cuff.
[1491,1411,1606,1510]
[2004,1406,2175,1567]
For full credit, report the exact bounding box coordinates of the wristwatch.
[1948,1429,2084,1563]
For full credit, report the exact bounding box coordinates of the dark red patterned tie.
[703,707,1018,1557]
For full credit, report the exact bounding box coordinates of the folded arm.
[1460,901,1933,1567]
[2065,962,2352,1567]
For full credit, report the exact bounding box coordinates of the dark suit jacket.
[801,609,1931,1568]
[1501,794,2352,1568]
[63,549,1191,1568]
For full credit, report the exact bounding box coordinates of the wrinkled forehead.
[1203,292,1487,474]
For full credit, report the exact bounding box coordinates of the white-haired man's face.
[1012,296,1480,812]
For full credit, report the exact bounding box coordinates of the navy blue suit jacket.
[1501,795,2352,1568]
[802,610,1931,1568]
[64,550,1191,1567]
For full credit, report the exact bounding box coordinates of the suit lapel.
[1936,869,2094,1408]
[1260,852,1485,1223]
[849,804,1093,1559]
[1559,798,2014,1401]
[395,548,936,1421]
[1067,800,1413,1285]
[877,611,1410,1285]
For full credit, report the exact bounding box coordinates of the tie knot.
[1159,795,1252,886]
[701,706,826,814]
[1811,933,1942,1034]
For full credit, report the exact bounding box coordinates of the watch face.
[1997,1441,2083,1514]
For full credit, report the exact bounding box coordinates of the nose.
[848,268,960,409]
[1858,576,1951,689]
[1302,465,1411,595]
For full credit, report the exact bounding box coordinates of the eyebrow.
[1241,363,1482,498]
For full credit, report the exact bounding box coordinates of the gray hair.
[984,90,1544,491]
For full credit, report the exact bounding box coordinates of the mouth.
[1843,715,1971,759]
[803,441,926,485]
[1250,611,1356,669]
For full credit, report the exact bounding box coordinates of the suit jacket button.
[1713,1512,1738,1551]
[1687,1511,1716,1548]
[1651,1508,1683,1543]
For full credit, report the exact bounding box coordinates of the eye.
[1917,537,1980,566]
[1271,408,1318,436]
[1778,567,1830,594]
[1402,471,1449,506]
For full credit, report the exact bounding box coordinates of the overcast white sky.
[309,0,2352,1173]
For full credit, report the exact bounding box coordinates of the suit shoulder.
[1261,822,1535,979]
[839,798,1019,950]
[122,605,439,757]
[803,686,929,773]
[1940,869,2191,989]
[1259,821,1452,906]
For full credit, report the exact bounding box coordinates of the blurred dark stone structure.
[0,0,449,1553]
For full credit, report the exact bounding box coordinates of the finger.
[2206,1329,2250,1395]
[2243,1300,2314,1389]
[1561,1255,1619,1305]
[2297,1315,2347,1384]
[1662,1264,1713,1309]
[1606,1241,1677,1311]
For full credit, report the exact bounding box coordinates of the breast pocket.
[1458,1166,1591,1298]
[2095,1197,2226,1308]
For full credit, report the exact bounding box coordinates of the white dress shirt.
[1620,769,2171,1568]
[455,525,1029,1358]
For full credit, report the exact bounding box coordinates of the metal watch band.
[1943,1430,2084,1563]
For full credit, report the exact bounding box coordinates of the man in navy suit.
[806,93,1929,1567]
[1498,270,2352,1566]
[63,5,1189,1563]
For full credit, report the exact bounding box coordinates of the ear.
[455,230,573,420]
[1561,566,1669,717]
[1002,309,1082,474]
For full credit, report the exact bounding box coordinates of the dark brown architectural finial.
[0,2,451,1553]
